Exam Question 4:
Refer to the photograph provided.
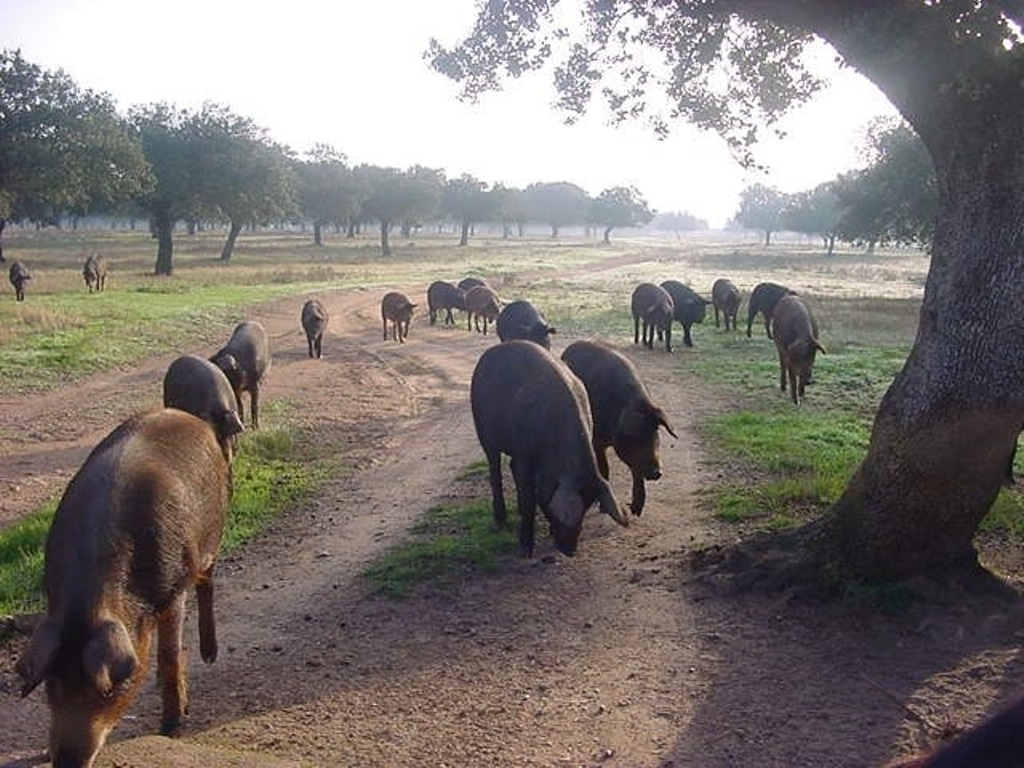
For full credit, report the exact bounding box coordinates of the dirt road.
[3,260,1023,767]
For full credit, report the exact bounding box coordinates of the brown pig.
[464,284,501,334]
[630,282,674,352]
[711,278,742,331]
[426,280,466,326]
[162,354,245,462]
[16,408,232,768]
[772,295,826,404]
[82,253,108,293]
[561,340,676,516]
[470,340,629,557]
[381,291,416,343]
[210,320,270,428]
[301,298,330,358]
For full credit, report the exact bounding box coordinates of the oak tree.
[429,3,1024,587]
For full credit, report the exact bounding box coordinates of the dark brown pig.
[301,298,329,358]
[163,354,245,461]
[891,695,1024,767]
[772,295,826,404]
[746,281,796,339]
[16,408,231,768]
[381,291,416,343]
[464,284,501,334]
[210,320,270,428]
[470,340,629,557]
[561,340,676,516]
[711,278,742,331]
[457,276,487,293]
[660,280,710,348]
[496,299,556,348]
[426,280,466,325]
[82,253,108,293]
[630,282,674,352]
[9,260,31,301]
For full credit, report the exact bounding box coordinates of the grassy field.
[1,226,1020,606]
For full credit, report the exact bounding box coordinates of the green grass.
[0,426,318,617]
[362,499,517,599]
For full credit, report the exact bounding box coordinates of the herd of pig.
[11,265,825,767]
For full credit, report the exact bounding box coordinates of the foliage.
[783,183,842,254]
[524,181,590,237]
[650,210,708,234]
[833,121,937,249]
[588,185,653,242]
[734,183,785,245]
[297,145,365,245]
[442,173,495,245]
[0,49,151,224]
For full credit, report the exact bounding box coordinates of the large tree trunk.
[220,220,242,262]
[603,226,613,244]
[0,218,6,263]
[459,219,470,246]
[811,103,1024,582]
[380,220,392,256]
[153,214,175,275]
[313,220,324,246]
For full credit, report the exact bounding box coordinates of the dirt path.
[3,260,1024,767]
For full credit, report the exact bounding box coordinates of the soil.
[2,253,1024,768]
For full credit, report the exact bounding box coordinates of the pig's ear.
[83,621,138,698]
[16,617,61,697]
[653,406,678,439]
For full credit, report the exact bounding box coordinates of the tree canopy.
[589,185,653,242]
[734,183,786,246]
[0,49,150,256]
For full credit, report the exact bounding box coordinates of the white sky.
[1,0,898,227]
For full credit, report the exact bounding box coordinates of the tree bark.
[153,214,175,275]
[459,219,470,246]
[0,218,5,263]
[313,220,323,246]
[220,220,242,262]
[810,93,1024,581]
[603,226,613,244]
[380,220,392,256]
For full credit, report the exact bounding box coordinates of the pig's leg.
[157,592,188,736]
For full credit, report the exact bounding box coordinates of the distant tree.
[834,121,937,250]
[442,174,496,246]
[735,184,786,245]
[183,103,298,262]
[0,49,151,260]
[491,184,528,238]
[783,183,842,254]
[524,181,590,237]
[588,185,653,243]
[297,145,364,246]
[398,165,445,238]
[650,210,708,236]
[129,103,199,275]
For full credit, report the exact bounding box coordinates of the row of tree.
[734,121,937,252]
[0,49,658,274]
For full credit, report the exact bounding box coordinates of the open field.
[1,227,1022,767]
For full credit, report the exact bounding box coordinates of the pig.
[9,260,31,301]
[301,298,329,358]
[630,282,674,352]
[659,280,710,348]
[381,291,416,343]
[464,284,501,334]
[162,354,245,461]
[711,278,742,331]
[772,295,826,405]
[561,340,676,516]
[457,276,487,293]
[746,281,796,339]
[82,253,108,293]
[891,696,1024,767]
[426,280,466,326]
[210,320,270,428]
[470,340,629,556]
[15,408,232,768]
[496,299,556,348]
